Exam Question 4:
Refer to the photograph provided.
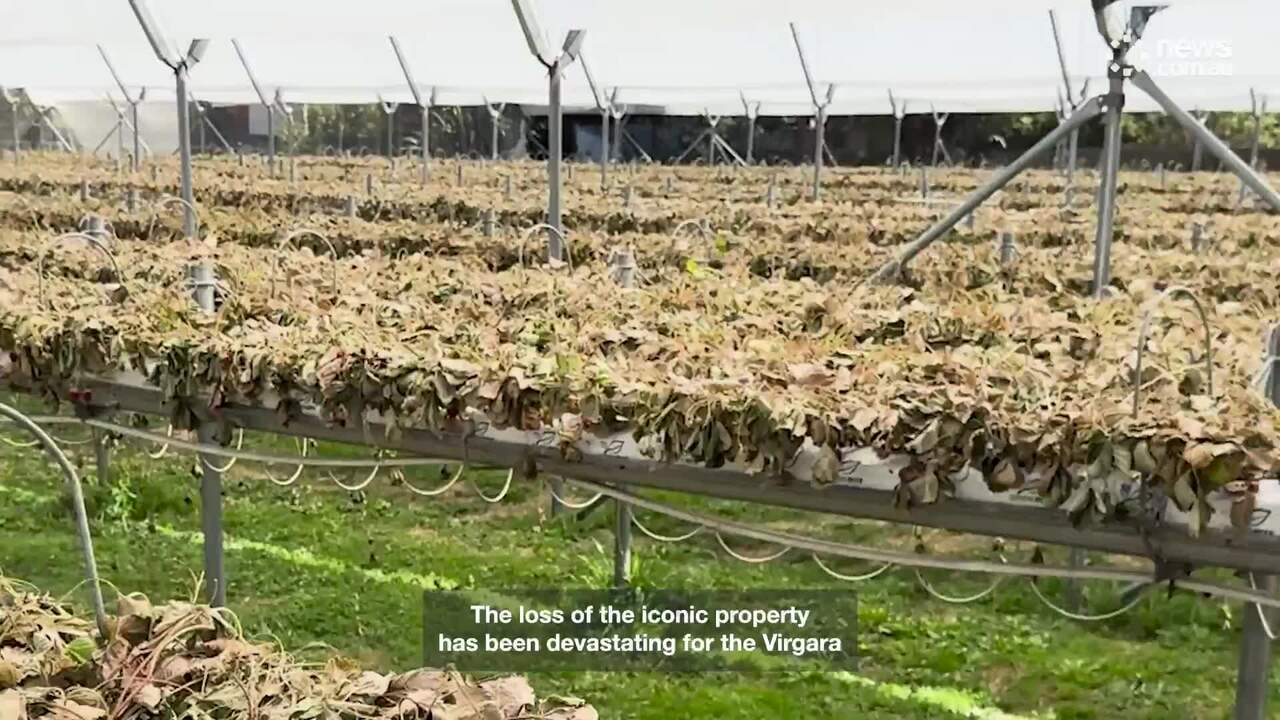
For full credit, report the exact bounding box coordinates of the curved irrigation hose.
[631,514,704,543]
[1027,577,1146,622]
[0,434,41,449]
[36,232,127,306]
[0,402,107,638]
[518,224,574,271]
[546,480,604,509]
[263,437,309,487]
[565,478,1280,610]
[199,429,244,473]
[146,195,202,240]
[811,553,894,582]
[271,228,341,299]
[0,416,80,447]
[398,464,466,497]
[328,462,382,492]
[714,532,792,564]
[1132,285,1214,417]
[914,569,1005,604]
[471,469,514,504]
[146,424,174,459]
[82,418,453,469]
[1249,573,1279,641]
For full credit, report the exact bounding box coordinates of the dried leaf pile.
[0,575,595,720]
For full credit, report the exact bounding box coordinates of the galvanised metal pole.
[610,107,625,163]
[197,103,206,154]
[548,64,564,260]
[181,63,223,606]
[0,403,108,638]
[614,500,632,587]
[1237,573,1277,720]
[131,101,142,171]
[421,106,430,184]
[708,118,717,164]
[888,91,905,169]
[600,109,609,188]
[812,106,826,201]
[1238,325,1280,720]
[1091,62,1125,299]
[746,114,756,165]
[116,108,125,165]
[267,105,276,177]
[387,106,395,157]
[177,67,196,238]
[1240,91,1265,205]
[1191,110,1207,172]
[489,102,503,161]
[11,99,18,164]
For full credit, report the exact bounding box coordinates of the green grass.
[0,413,1275,719]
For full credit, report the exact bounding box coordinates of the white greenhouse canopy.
[1,0,1275,115]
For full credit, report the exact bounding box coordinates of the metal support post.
[741,93,760,165]
[1191,110,1208,172]
[812,106,827,201]
[1238,326,1280,719]
[1047,8,1084,192]
[548,68,564,258]
[931,105,951,166]
[176,68,196,237]
[231,38,276,177]
[610,105,627,163]
[1091,64,1125,299]
[110,99,126,163]
[130,100,142,168]
[93,428,111,487]
[891,100,905,168]
[130,0,216,600]
[420,106,430,184]
[614,499,632,587]
[4,90,20,163]
[1240,90,1266,205]
[706,115,718,165]
[381,100,398,158]
[790,23,833,201]
[511,1,583,263]
[390,38,434,186]
[600,110,610,187]
[267,106,276,177]
[486,99,505,161]
[197,423,225,606]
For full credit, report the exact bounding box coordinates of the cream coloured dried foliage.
[0,574,595,720]
[1,155,1278,535]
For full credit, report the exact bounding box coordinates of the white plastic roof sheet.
[2,0,1277,115]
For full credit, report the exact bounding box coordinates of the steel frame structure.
[389,35,436,186]
[97,46,146,171]
[511,0,585,263]
[231,38,286,179]
[790,22,834,200]
[867,4,1280,293]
